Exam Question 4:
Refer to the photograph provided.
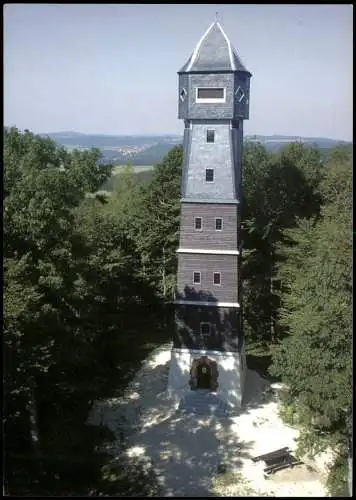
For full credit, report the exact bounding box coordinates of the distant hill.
[42,132,181,148]
[40,131,351,166]
[245,135,351,153]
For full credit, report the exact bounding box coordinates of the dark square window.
[193,272,201,284]
[232,120,240,130]
[215,218,223,231]
[206,169,214,182]
[206,130,215,143]
[195,217,202,230]
[200,322,211,336]
[213,272,221,285]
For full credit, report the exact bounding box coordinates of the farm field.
[112,165,154,175]
[100,165,155,193]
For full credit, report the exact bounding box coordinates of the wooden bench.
[252,447,289,463]
[264,458,303,475]
[252,447,303,476]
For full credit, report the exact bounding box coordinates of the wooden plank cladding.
[177,253,239,303]
[174,304,241,351]
[179,202,240,250]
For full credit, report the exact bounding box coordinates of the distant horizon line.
[4,126,351,143]
[42,131,351,142]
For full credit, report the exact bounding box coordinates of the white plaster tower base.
[167,347,247,409]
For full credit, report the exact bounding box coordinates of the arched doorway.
[196,362,211,389]
[189,356,218,391]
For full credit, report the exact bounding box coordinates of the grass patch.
[278,400,301,427]
[101,167,154,192]
[112,165,154,174]
[327,454,350,497]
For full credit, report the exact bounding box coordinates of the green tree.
[127,145,183,298]
[102,164,141,228]
[270,146,352,494]
[4,128,164,495]
[4,127,111,469]
[241,141,322,345]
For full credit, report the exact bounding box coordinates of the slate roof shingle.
[179,21,251,75]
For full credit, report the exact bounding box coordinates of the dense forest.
[3,127,352,495]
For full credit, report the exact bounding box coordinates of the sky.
[4,4,353,140]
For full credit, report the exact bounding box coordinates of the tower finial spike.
[215,11,219,23]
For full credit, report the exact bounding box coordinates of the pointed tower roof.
[179,21,251,75]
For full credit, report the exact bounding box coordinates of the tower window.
[232,120,240,130]
[180,88,187,102]
[200,322,211,337]
[193,272,201,285]
[206,130,215,143]
[213,272,221,285]
[194,217,202,230]
[205,169,214,182]
[235,86,245,103]
[196,87,226,103]
[215,218,223,231]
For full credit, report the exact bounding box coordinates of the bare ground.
[89,345,328,497]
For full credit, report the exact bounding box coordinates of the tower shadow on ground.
[113,351,276,497]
